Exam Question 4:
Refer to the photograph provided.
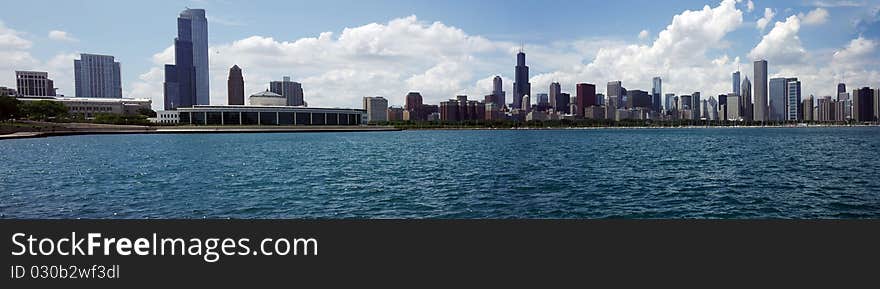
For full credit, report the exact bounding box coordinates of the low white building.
[248,90,286,106]
[149,110,179,124]
[16,96,151,119]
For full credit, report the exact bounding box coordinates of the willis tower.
[513,48,530,110]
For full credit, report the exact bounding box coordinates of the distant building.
[15,71,55,97]
[177,106,364,126]
[227,65,244,105]
[512,50,530,109]
[607,81,623,109]
[665,93,676,113]
[853,87,875,122]
[549,82,562,111]
[732,71,741,96]
[17,96,150,119]
[164,8,210,110]
[270,76,304,107]
[522,94,531,113]
[363,96,388,122]
[404,92,424,121]
[769,77,788,121]
[652,77,662,113]
[576,83,596,117]
[584,105,604,120]
[150,110,179,124]
[753,60,768,122]
[387,107,404,121]
[692,92,701,120]
[626,89,651,110]
[725,94,741,121]
[803,95,814,121]
[557,93,571,114]
[74,53,122,98]
[249,90,286,106]
[837,83,846,95]
[492,76,506,108]
[440,96,485,121]
[786,78,801,121]
[0,86,17,96]
[536,93,550,111]
[740,77,753,121]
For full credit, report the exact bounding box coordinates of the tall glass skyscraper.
[164,8,209,110]
[753,60,768,121]
[512,50,530,109]
[740,76,753,121]
[732,71,740,96]
[652,77,662,112]
[492,76,505,108]
[769,78,787,121]
[74,54,122,98]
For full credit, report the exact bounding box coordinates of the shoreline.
[1,122,876,140]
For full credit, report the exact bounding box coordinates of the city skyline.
[0,0,878,110]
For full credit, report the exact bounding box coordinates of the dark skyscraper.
[405,92,425,121]
[549,82,562,111]
[854,87,874,122]
[512,49,530,109]
[164,8,208,110]
[837,83,846,94]
[227,65,244,105]
[269,76,304,106]
[576,83,596,117]
[492,76,505,108]
[732,71,741,96]
[652,77,662,112]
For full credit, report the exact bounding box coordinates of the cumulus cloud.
[811,0,866,7]
[756,8,776,30]
[747,0,755,12]
[799,8,830,25]
[749,15,806,64]
[48,30,78,42]
[638,30,650,40]
[832,36,877,65]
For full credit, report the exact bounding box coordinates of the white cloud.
[638,30,650,40]
[48,30,78,42]
[799,8,830,25]
[747,0,755,12]
[811,0,866,8]
[756,8,776,31]
[749,15,806,64]
[0,21,32,50]
[832,36,877,65]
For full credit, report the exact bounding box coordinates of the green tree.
[137,107,157,117]
[20,100,68,121]
[0,95,20,121]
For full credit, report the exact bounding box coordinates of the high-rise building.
[405,92,425,121]
[269,76,304,106]
[853,87,875,122]
[732,71,741,96]
[557,93,571,114]
[607,81,623,109]
[74,53,122,98]
[576,83,596,117]
[652,77,662,112]
[227,65,244,105]
[522,94,531,113]
[739,77,752,121]
[665,93,676,112]
[837,83,846,95]
[15,71,55,97]
[875,89,880,121]
[725,94,741,121]
[786,78,801,121]
[536,93,549,106]
[363,96,388,122]
[692,92,701,120]
[679,95,693,111]
[492,76,505,108]
[512,50,530,109]
[164,8,209,110]
[549,82,562,111]
[769,78,788,121]
[626,89,651,109]
[753,60,768,122]
[803,95,814,121]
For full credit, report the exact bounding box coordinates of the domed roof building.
[248,90,286,106]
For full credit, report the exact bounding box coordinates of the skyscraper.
[492,76,505,108]
[405,92,424,121]
[732,71,741,96]
[837,83,846,95]
[692,92,701,120]
[363,96,389,122]
[652,77,662,113]
[769,77,787,121]
[549,82,561,111]
[786,78,801,121]
[665,93,676,112]
[512,49,530,109]
[576,83,596,117]
[227,65,244,105]
[270,76,304,106]
[164,8,209,110]
[74,53,122,98]
[853,87,874,122]
[740,76,753,121]
[753,60,768,122]
[607,81,623,109]
[15,71,55,97]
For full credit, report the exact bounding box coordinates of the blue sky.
[1,0,878,109]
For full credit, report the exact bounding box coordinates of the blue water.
[1,128,879,219]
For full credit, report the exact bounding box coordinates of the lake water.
[1,127,879,218]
